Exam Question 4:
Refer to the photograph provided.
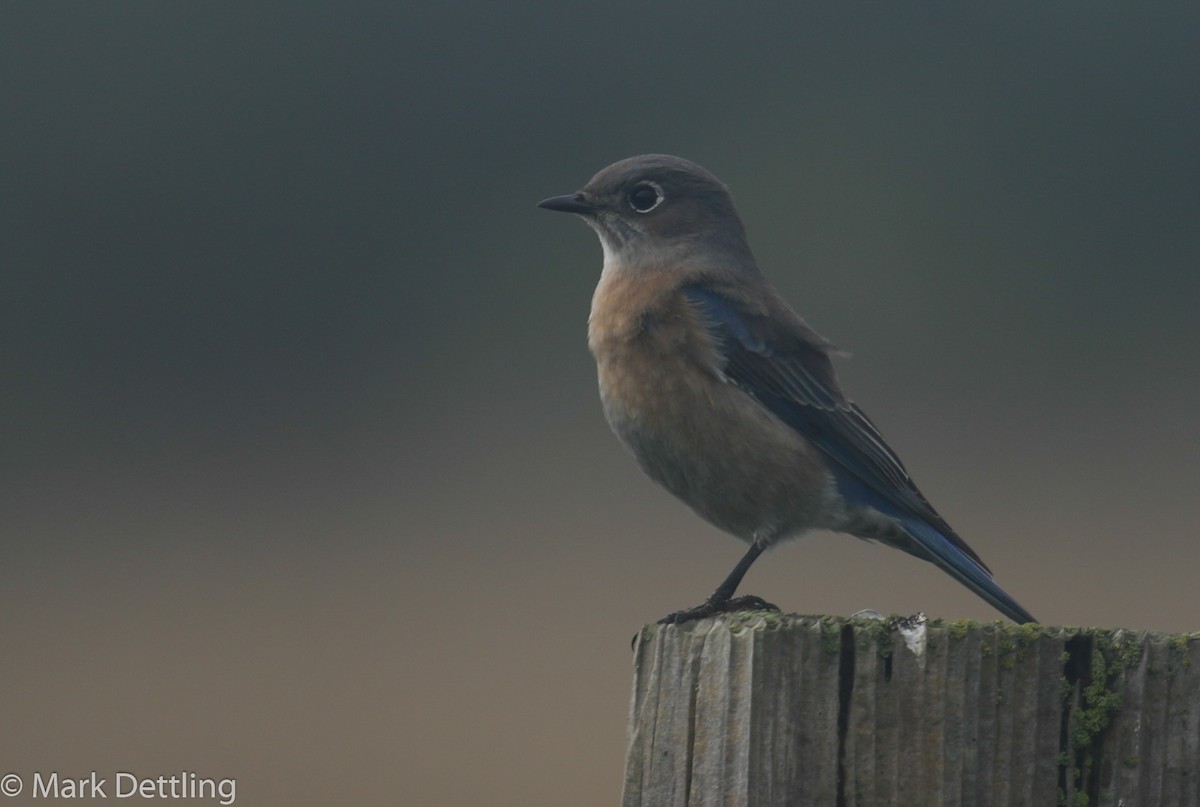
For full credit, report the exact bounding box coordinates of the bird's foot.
[657,594,780,626]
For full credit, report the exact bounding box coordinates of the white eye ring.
[627,181,664,213]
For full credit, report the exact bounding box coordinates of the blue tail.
[899,516,1036,624]
[830,468,1036,623]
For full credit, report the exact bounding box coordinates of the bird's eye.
[627,182,664,213]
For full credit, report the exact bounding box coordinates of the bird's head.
[538,154,754,274]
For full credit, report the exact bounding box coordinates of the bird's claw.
[657,593,780,625]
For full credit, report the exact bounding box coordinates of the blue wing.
[683,284,1035,624]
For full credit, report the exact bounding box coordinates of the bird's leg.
[658,541,779,625]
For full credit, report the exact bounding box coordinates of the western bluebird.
[538,154,1035,625]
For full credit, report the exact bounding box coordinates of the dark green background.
[3,4,1198,805]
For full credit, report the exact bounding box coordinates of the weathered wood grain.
[622,613,1199,807]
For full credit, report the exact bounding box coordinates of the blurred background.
[2,3,1198,805]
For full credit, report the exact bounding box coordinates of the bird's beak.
[537,193,596,214]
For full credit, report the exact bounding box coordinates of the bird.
[537,154,1035,625]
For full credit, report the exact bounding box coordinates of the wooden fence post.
[622,613,1199,807]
